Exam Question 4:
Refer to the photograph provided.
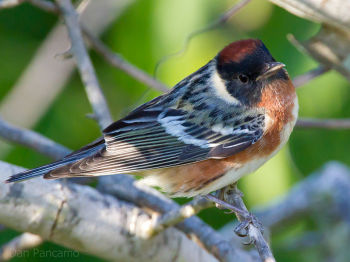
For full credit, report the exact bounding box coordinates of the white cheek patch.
[211,71,240,105]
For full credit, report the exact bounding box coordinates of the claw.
[234,220,250,237]
[233,213,264,238]
[206,190,265,242]
[243,237,255,245]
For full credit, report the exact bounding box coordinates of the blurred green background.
[0,0,349,261]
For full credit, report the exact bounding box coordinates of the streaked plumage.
[6,39,298,197]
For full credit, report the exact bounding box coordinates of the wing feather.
[46,100,264,179]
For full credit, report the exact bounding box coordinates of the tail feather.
[5,137,105,183]
[5,159,77,183]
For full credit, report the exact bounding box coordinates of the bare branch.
[288,27,350,82]
[55,0,112,129]
[269,0,350,32]
[149,197,213,237]
[0,117,71,160]
[0,0,23,8]
[153,0,252,77]
[0,233,43,261]
[296,118,350,129]
[268,1,350,82]
[0,162,219,262]
[0,0,128,132]
[83,0,251,94]
[217,0,252,24]
[2,0,169,94]
[98,175,258,262]
[292,66,330,88]
[220,185,276,262]
[220,161,350,248]
[83,29,170,93]
[27,0,58,12]
[0,0,57,11]
[256,162,350,230]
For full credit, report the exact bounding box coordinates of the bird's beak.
[256,62,285,81]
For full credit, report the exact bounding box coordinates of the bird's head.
[214,39,290,107]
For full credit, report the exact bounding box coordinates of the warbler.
[6,39,298,198]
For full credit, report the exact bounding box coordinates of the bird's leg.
[205,183,264,240]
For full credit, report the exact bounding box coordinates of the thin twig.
[0,0,23,8]
[0,118,96,187]
[149,197,213,237]
[55,0,112,129]
[98,175,256,262]
[255,162,350,230]
[153,0,252,77]
[3,0,169,94]
[292,66,330,88]
[0,233,43,261]
[83,29,169,93]
[296,118,350,129]
[27,0,58,12]
[0,117,70,160]
[217,0,252,24]
[221,184,276,262]
[205,194,247,215]
[0,0,58,11]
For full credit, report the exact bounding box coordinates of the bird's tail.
[5,138,105,183]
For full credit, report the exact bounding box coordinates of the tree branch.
[0,0,57,12]
[83,29,169,93]
[98,175,258,262]
[296,118,350,129]
[258,162,350,232]
[145,197,212,237]
[27,0,59,12]
[55,0,112,129]
[2,0,169,95]
[292,66,330,88]
[0,0,23,8]
[153,0,252,77]
[220,162,350,241]
[219,185,276,262]
[271,0,350,82]
[216,0,252,24]
[269,0,350,32]
[0,117,70,160]
[0,161,219,262]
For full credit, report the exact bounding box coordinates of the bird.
[6,39,298,199]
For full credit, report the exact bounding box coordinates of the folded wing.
[44,101,264,179]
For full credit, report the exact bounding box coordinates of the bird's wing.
[45,100,265,178]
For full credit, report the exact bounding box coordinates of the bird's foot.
[205,185,264,240]
[234,212,264,239]
[205,194,247,215]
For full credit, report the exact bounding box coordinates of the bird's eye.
[238,74,249,83]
